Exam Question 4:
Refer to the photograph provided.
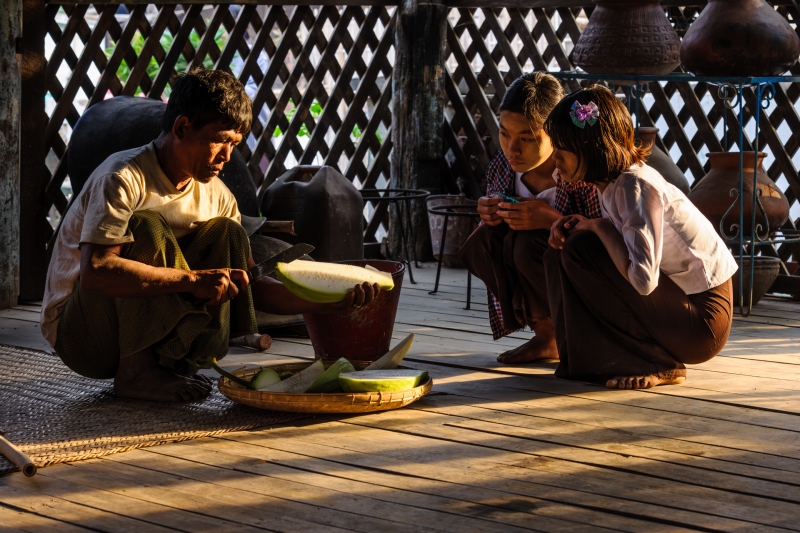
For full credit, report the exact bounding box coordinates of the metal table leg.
[406,198,421,268]
[398,199,415,284]
[429,213,448,295]
[465,270,472,310]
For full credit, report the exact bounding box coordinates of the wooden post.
[0,0,22,310]
[390,0,447,261]
[19,0,49,301]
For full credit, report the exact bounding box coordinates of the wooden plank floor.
[2,264,800,532]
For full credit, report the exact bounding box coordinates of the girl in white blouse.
[542,85,738,389]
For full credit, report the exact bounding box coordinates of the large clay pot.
[637,127,691,195]
[681,0,800,76]
[731,256,781,307]
[688,152,789,235]
[68,96,260,216]
[572,0,680,77]
[304,260,405,362]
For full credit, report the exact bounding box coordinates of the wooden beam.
[19,0,49,302]
[391,0,448,261]
[0,0,21,310]
[46,0,398,4]
[46,0,768,5]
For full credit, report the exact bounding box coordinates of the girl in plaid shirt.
[460,72,601,364]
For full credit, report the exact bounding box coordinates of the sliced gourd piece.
[339,369,429,392]
[306,358,356,393]
[262,359,325,393]
[249,368,281,390]
[364,333,414,370]
[276,261,394,304]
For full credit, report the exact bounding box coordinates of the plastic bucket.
[303,260,406,361]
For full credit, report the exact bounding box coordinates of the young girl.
[544,85,737,389]
[460,72,600,364]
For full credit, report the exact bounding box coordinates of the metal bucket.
[303,260,406,362]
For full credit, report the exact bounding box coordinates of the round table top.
[360,188,430,202]
[426,203,481,217]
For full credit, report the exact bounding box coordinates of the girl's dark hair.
[544,85,649,184]
[162,68,252,134]
[499,72,565,130]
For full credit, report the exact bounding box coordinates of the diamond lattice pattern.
[43,3,395,246]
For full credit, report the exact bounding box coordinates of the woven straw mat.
[0,344,305,475]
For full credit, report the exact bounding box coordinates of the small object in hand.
[500,194,520,204]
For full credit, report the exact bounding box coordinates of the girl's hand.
[477,195,503,226]
[549,214,590,249]
[497,198,560,231]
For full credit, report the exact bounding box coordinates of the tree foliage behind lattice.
[441,6,800,233]
[42,3,395,247]
[35,2,800,266]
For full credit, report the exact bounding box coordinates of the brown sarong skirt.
[544,231,733,383]
[460,224,551,331]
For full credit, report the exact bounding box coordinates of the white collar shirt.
[600,164,738,296]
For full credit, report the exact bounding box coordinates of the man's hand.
[477,195,503,226]
[190,268,249,306]
[317,282,381,314]
[497,197,561,231]
[549,214,592,249]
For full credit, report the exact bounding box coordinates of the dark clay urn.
[572,0,680,77]
[680,0,800,76]
[688,152,789,236]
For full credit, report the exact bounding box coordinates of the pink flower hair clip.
[570,100,599,128]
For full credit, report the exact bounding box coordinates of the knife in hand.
[248,243,314,283]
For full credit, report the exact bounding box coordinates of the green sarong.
[55,210,258,379]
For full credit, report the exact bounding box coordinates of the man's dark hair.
[162,68,252,134]
[544,84,649,184]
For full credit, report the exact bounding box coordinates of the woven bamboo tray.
[218,361,433,413]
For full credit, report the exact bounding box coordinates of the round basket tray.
[217,361,433,413]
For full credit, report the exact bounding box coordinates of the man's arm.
[80,243,246,306]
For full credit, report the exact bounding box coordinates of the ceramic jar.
[637,127,691,195]
[731,256,781,307]
[688,152,789,235]
[680,0,800,76]
[572,0,680,77]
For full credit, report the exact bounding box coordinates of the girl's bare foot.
[606,372,686,390]
[114,349,213,402]
[497,319,559,364]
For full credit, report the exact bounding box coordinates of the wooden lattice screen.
[20,1,800,299]
[27,2,396,299]
[441,5,800,231]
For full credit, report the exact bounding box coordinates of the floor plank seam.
[219,435,719,533]
[133,449,463,533]
[335,421,771,532]
[0,492,178,533]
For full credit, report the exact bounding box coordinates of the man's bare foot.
[497,319,558,364]
[114,349,213,402]
[606,373,686,390]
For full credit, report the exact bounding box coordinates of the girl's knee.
[559,230,604,266]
